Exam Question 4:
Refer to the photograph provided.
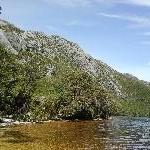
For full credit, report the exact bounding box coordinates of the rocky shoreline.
[0,118,32,127]
[0,117,105,127]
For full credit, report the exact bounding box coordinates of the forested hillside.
[0,19,150,121]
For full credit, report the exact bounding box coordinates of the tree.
[0,44,19,114]
[0,45,52,116]
[31,59,111,120]
[58,69,111,119]
[12,50,52,116]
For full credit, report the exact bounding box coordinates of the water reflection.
[0,117,150,149]
[107,117,150,149]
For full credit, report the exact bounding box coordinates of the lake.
[0,116,150,150]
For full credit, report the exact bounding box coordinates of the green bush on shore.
[1,43,150,121]
[0,44,112,121]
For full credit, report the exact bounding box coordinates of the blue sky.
[1,0,150,81]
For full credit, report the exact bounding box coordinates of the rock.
[0,19,124,97]
[2,118,14,123]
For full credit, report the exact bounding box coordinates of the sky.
[0,0,150,81]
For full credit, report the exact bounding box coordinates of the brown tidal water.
[0,116,150,150]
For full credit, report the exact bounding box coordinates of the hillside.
[0,19,150,120]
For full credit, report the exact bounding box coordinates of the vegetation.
[0,44,112,121]
[0,44,20,115]
[0,20,23,33]
[30,62,112,120]
[113,73,150,117]
[118,99,150,117]
[1,19,150,121]
[116,73,150,101]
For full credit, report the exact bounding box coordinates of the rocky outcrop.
[0,19,123,97]
[1,19,150,120]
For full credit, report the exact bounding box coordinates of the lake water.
[0,116,150,150]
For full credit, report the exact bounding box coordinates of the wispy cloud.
[113,0,150,7]
[41,0,150,8]
[66,20,85,26]
[41,0,92,7]
[65,20,94,27]
[99,12,150,28]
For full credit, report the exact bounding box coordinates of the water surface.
[0,116,150,150]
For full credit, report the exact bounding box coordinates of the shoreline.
[0,117,107,127]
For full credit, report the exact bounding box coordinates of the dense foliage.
[0,45,112,121]
[1,43,150,121]
[0,45,51,116]
[116,73,150,101]
[1,19,150,121]
[113,73,150,117]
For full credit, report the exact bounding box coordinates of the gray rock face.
[0,29,17,53]
[0,19,124,97]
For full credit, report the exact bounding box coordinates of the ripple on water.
[0,117,150,150]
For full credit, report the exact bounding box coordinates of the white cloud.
[41,0,150,8]
[99,12,150,28]
[65,20,94,27]
[113,0,150,7]
[42,0,92,7]
[66,20,84,26]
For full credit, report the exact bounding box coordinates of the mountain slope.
[0,19,123,97]
[0,19,150,120]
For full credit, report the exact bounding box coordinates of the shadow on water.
[2,130,35,143]
[0,127,36,144]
